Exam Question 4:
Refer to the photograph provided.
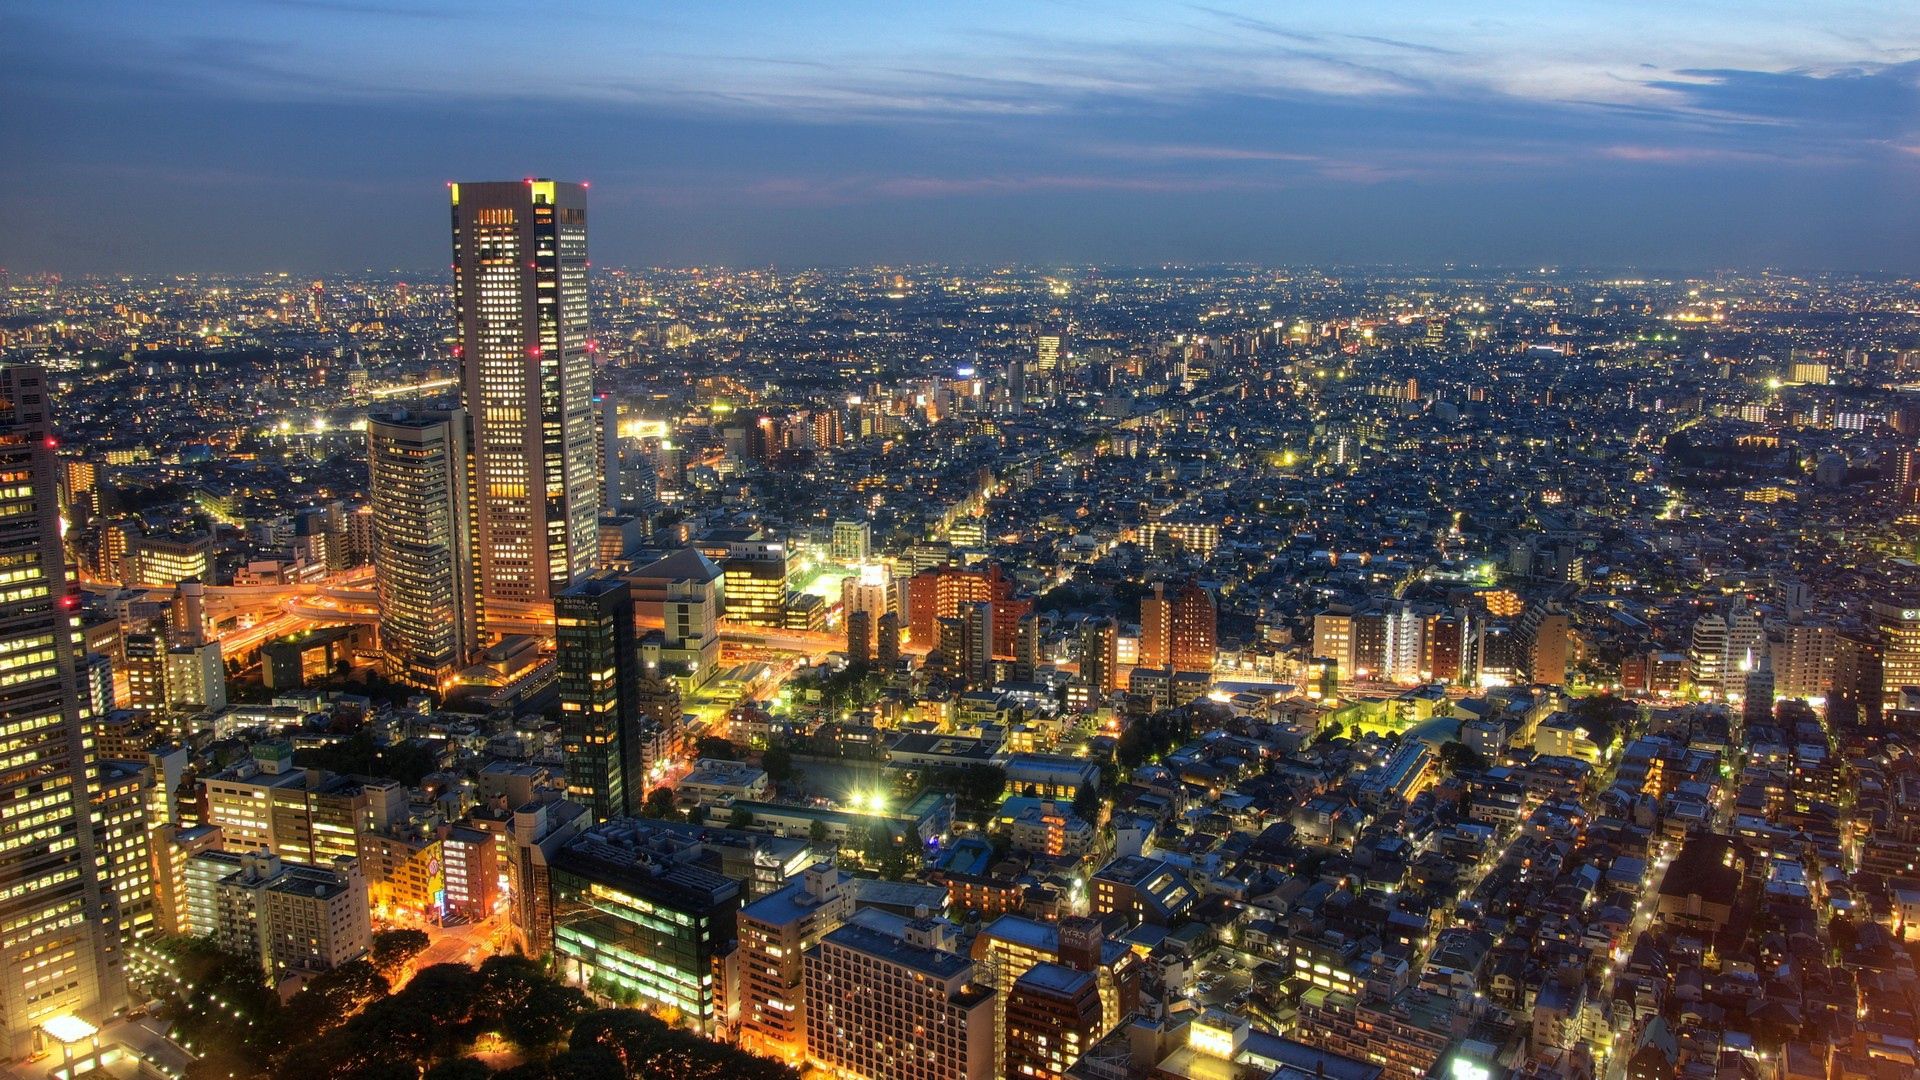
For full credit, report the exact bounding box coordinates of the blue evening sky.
[2,1,1916,272]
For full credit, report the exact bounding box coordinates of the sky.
[2,0,1918,274]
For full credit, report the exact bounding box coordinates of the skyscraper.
[1141,579,1217,674]
[1080,617,1118,696]
[0,365,121,1053]
[450,180,598,629]
[555,576,641,821]
[368,408,475,691]
[1874,598,1920,702]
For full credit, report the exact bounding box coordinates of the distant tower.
[555,576,640,821]
[847,610,872,667]
[368,408,475,691]
[1080,617,1118,696]
[0,365,122,1052]
[1035,332,1062,373]
[598,394,621,510]
[450,180,598,630]
[1014,611,1040,682]
[1741,651,1774,726]
[876,612,901,669]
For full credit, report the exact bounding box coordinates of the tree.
[294,730,441,786]
[640,787,678,819]
[1569,693,1635,751]
[370,928,431,978]
[425,1061,496,1080]
[760,746,794,782]
[809,818,831,845]
[728,806,756,830]
[694,736,739,761]
[282,959,389,1037]
[1438,741,1489,776]
[571,1009,800,1080]
[473,954,589,1051]
[1071,785,1100,822]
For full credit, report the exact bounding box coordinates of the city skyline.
[4,4,1920,1079]
[3,2,1918,274]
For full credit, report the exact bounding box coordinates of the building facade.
[451,179,598,628]
[0,365,122,1054]
[368,408,475,691]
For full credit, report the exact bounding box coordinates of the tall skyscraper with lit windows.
[0,365,121,1054]
[368,408,475,691]
[450,180,598,630]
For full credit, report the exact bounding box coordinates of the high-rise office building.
[0,365,121,1053]
[1004,963,1103,1080]
[1141,579,1217,675]
[1035,332,1062,373]
[369,408,476,691]
[737,863,856,1062]
[555,576,642,821]
[830,519,870,564]
[450,180,598,627]
[1080,617,1118,696]
[805,913,996,1080]
[1875,599,1920,702]
[550,819,742,1034]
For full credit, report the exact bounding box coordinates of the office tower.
[555,576,641,821]
[830,519,870,564]
[1035,332,1062,372]
[841,562,895,623]
[1005,963,1103,1080]
[1514,603,1570,687]
[1014,612,1040,682]
[876,611,901,668]
[0,365,122,1053]
[1831,629,1884,725]
[369,408,476,691]
[92,760,158,947]
[188,851,372,979]
[550,819,742,1033]
[805,914,996,1080]
[1687,612,1728,695]
[1771,621,1837,703]
[1005,357,1025,414]
[846,609,872,667]
[1874,599,1920,702]
[598,393,620,509]
[907,562,1030,655]
[964,600,994,685]
[123,630,166,712]
[440,825,499,925]
[133,533,210,587]
[1080,617,1118,696]
[972,915,1141,1080]
[737,863,855,1062]
[164,642,225,715]
[1139,583,1172,670]
[624,548,725,688]
[1311,609,1357,680]
[450,180,598,626]
[1742,653,1775,725]
[1140,580,1218,675]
